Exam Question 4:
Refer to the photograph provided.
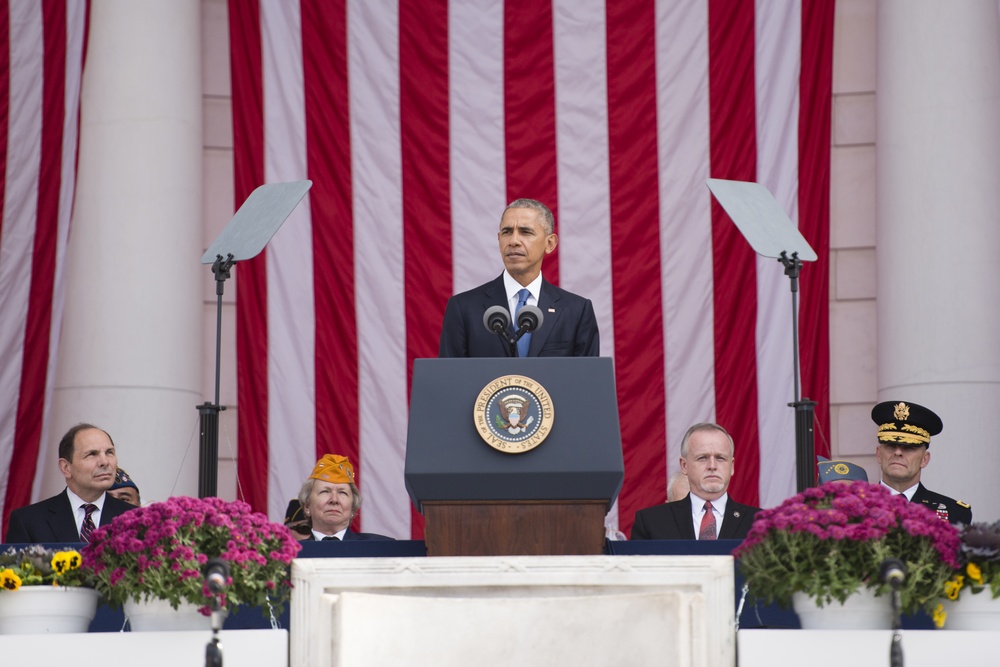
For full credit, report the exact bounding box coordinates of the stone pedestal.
[291,555,735,667]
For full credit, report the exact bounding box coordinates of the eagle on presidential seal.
[494,394,535,435]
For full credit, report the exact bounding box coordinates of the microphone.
[204,558,230,594]
[880,558,906,588]
[515,304,544,333]
[483,305,510,335]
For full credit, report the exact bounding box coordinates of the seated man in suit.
[438,198,599,358]
[631,422,759,540]
[296,454,394,541]
[5,423,136,543]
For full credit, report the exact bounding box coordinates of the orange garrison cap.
[309,454,355,484]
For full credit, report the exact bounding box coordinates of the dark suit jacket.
[911,483,972,526]
[305,528,394,541]
[630,493,760,541]
[438,274,600,357]
[4,489,135,543]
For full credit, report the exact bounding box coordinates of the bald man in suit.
[631,423,759,540]
[5,423,135,543]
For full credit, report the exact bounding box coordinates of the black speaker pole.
[779,251,816,491]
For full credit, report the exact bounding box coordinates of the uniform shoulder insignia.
[957,500,971,508]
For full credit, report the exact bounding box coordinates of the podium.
[405,357,624,556]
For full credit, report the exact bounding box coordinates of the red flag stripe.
[606,0,668,539]
[708,0,761,507]
[503,0,560,283]
[798,0,834,454]
[229,0,269,511]
[399,0,450,538]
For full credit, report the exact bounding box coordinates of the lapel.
[527,279,560,355]
[672,495,696,539]
[718,500,742,539]
[481,275,514,356]
[48,489,82,542]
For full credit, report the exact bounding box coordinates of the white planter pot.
[0,586,100,634]
[942,592,1000,630]
[124,598,211,632]
[792,588,893,629]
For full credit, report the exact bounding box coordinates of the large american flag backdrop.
[0,1,87,535]
[228,0,833,539]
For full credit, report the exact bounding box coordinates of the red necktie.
[699,500,717,540]
[80,503,97,543]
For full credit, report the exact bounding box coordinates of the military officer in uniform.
[872,400,972,525]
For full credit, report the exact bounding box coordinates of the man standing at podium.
[438,198,600,358]
[631,423,759,540]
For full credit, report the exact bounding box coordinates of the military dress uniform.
[872,400,972,525]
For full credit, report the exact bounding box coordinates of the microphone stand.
[888,579,903,667]
[204,559,230,667]
[205,593,227,667]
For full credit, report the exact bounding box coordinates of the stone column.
[47,0,203,503]
[876,0,1000,520]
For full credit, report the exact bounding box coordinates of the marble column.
[47,0,204,503]
[876,0,1000,520]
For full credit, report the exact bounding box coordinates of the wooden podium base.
[422,500,607,557]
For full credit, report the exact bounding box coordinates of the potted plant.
[937,520,1000,629]
[81,496,301,630]
[0,544,100,634]
[733,481,960,628]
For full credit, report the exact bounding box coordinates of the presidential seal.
[474,375,554,454]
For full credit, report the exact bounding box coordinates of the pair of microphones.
[482,304,544,354]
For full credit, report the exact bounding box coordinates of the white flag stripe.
[261,0,316,521]
[348,0,409,537]
[448,0,508,294]
[552,0,615,524]
[754,0,802,506]
[0,1,44,504]
[657,0,716,467]
[552,0,615,353]
[37,0,89,494]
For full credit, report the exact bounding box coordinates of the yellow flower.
[943,577,964,600]
[966,562,983,584]
[932,603,947,629]
[51,550,81,575]
[0,568,22,591]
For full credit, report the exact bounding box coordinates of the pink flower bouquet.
[81,496,301,615]
[733,481,960,615]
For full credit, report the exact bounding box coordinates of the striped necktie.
[80,503,97,543]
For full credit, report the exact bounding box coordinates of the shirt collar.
[311,527,348,541]
[880,480,919,501]
[66,487,106,511]
[689,491,728,513]
[503,271,543,304]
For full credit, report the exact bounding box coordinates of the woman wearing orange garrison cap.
[291,455,393,541]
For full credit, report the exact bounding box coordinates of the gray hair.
[503,198,555,234]
[679,422,735,458]
[298,477,362,514]
[666,471,689,502]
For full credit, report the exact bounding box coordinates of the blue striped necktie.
[515,288,532,357]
